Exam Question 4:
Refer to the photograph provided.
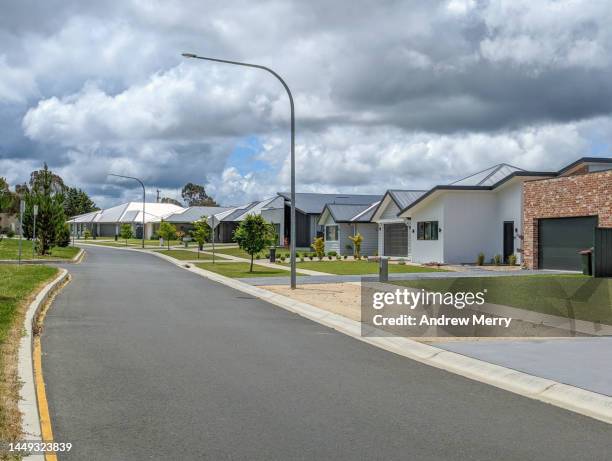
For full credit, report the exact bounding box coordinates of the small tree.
[348,233,363,260]
[311,237,325,260]
[83,228,92,240]
[192,218,212,258]
[233,215,273,272]
[119,224,133,246]
[158,221,177,250]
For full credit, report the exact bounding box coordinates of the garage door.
[384,223,408,257]
[538,216,597,270]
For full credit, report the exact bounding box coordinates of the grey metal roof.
[326,204,372,222]
[221,202,259,222]
[164,206,232,223]
[119,210,139,223]
[277,192,382,214]
[451,164,524,187]
[387,190,427,209]
[96,203,129,222]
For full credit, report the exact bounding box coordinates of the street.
[43,245,612,460]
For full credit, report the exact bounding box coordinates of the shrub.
[336,255,341,260]
[476,252,485,266]
[308,254,314,261]
[327,251,337,257]
[280,256,286,262]
[265,253,270,259]
[6,229,15,238]
[348,233,363,259]
[493,254,502,265]
[508,254,517,266]
[343,255,347,260]
[327,255,332,260]
[284,252,290,259]
[255,254,261,260]
[55,223,71,247]
[311,237,325,260]
[83,229,92,240]
[150,232,159,240]
[300,257,304,262]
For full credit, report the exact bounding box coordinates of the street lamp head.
[181,53,197,58]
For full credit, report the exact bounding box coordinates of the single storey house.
[371,190,426,258]
[398,164,556,265]
[164,206,232,234]
[68,202,184,239]
[318,201,380,256]
[523,157,612,271]
[265,192,381,247]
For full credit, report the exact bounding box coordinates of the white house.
[318,201,380,256]
[68,202,184,239]
[371,190,426,259]
[398,164,556,265]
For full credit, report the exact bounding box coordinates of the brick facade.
[523,169,612,269]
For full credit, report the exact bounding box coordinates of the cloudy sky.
[1,0,611,207]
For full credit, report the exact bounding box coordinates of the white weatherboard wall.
[495,181,523,264]
[374,198,411,258]
[261,199,285,246]
[322,213,355,255]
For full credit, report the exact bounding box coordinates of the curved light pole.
[182,52,297,289]
[108,173,146,249]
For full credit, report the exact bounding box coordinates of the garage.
[384,223,408,257]
[538,216,598,270]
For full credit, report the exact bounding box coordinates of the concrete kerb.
[79,244,612,424]
[18,268,69,460]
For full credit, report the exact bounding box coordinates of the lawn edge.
[150,248,612,425]
[17,268,69,459]
[0,247,84,265]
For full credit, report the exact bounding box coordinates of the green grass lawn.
[0,264,58,442]
[283,260,448,275]
[195,262,298,278]
[0,239,80,260]
[393,275,612,324]
[155,250,230,261]
[210,247,255,259]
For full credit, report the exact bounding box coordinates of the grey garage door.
[384,223,408,257]
[538,216,597,271]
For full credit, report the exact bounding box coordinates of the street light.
[108,173,146,249]
[181,52,297,289]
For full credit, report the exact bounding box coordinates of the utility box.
[269,247,276,263]
[578,248,593,276]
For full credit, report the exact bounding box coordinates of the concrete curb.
[84,244,612,424]
[18,268,69,460]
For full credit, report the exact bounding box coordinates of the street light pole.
[108,174,146,249]
[181,52,297,289]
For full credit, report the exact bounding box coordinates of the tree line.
[0,164,98,254]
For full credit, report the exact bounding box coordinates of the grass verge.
[195,262,301,278]
[0,265,58,452]
[392,275,612,324]
[283,260,447,275]
[0,239,79,260]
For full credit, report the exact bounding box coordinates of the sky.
[1,0,611,208]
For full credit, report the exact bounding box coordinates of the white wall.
[410,198,445,263]
[495,181,523,263]
[261,207,284,246]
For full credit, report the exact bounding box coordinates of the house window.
[417,221,439,240]
[325,225,339,241]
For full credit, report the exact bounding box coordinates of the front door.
[503,221,514,262]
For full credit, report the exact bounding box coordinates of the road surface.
[43,245,611,460]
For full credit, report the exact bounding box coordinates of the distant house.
[67,202,184,239]
[371,190,426,258]
[398,164,556,265]
[164,206,232,233]
[318,201,380,256]
[265,192,382,247]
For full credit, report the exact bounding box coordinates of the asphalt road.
[43,245,612,460]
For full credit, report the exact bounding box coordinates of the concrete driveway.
[43,245,611,460]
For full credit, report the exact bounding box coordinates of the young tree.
[64,187,97,217]
[0,177,11,212]
[311,237,325,260]
[22,164,67,254]
[192,218,212,257]
[181,182,218,206]
[158,221,177,250]
[119,224,133,246]
[233,215,274,272]
[348,233,363,260]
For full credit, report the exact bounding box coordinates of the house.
[522,157,612,271]
[265,192,381,247]
[164,206,232,233]
[318,201,381,256]
[371,190,427,258]
[67,202,184,239]
[0,213,18,233]
[208,196,285,243]
[398,164,556,265]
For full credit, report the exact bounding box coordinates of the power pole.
[156,189,161,203]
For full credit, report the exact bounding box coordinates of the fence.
[594,227,612,277]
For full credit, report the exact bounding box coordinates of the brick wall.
[523,170,612,269]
